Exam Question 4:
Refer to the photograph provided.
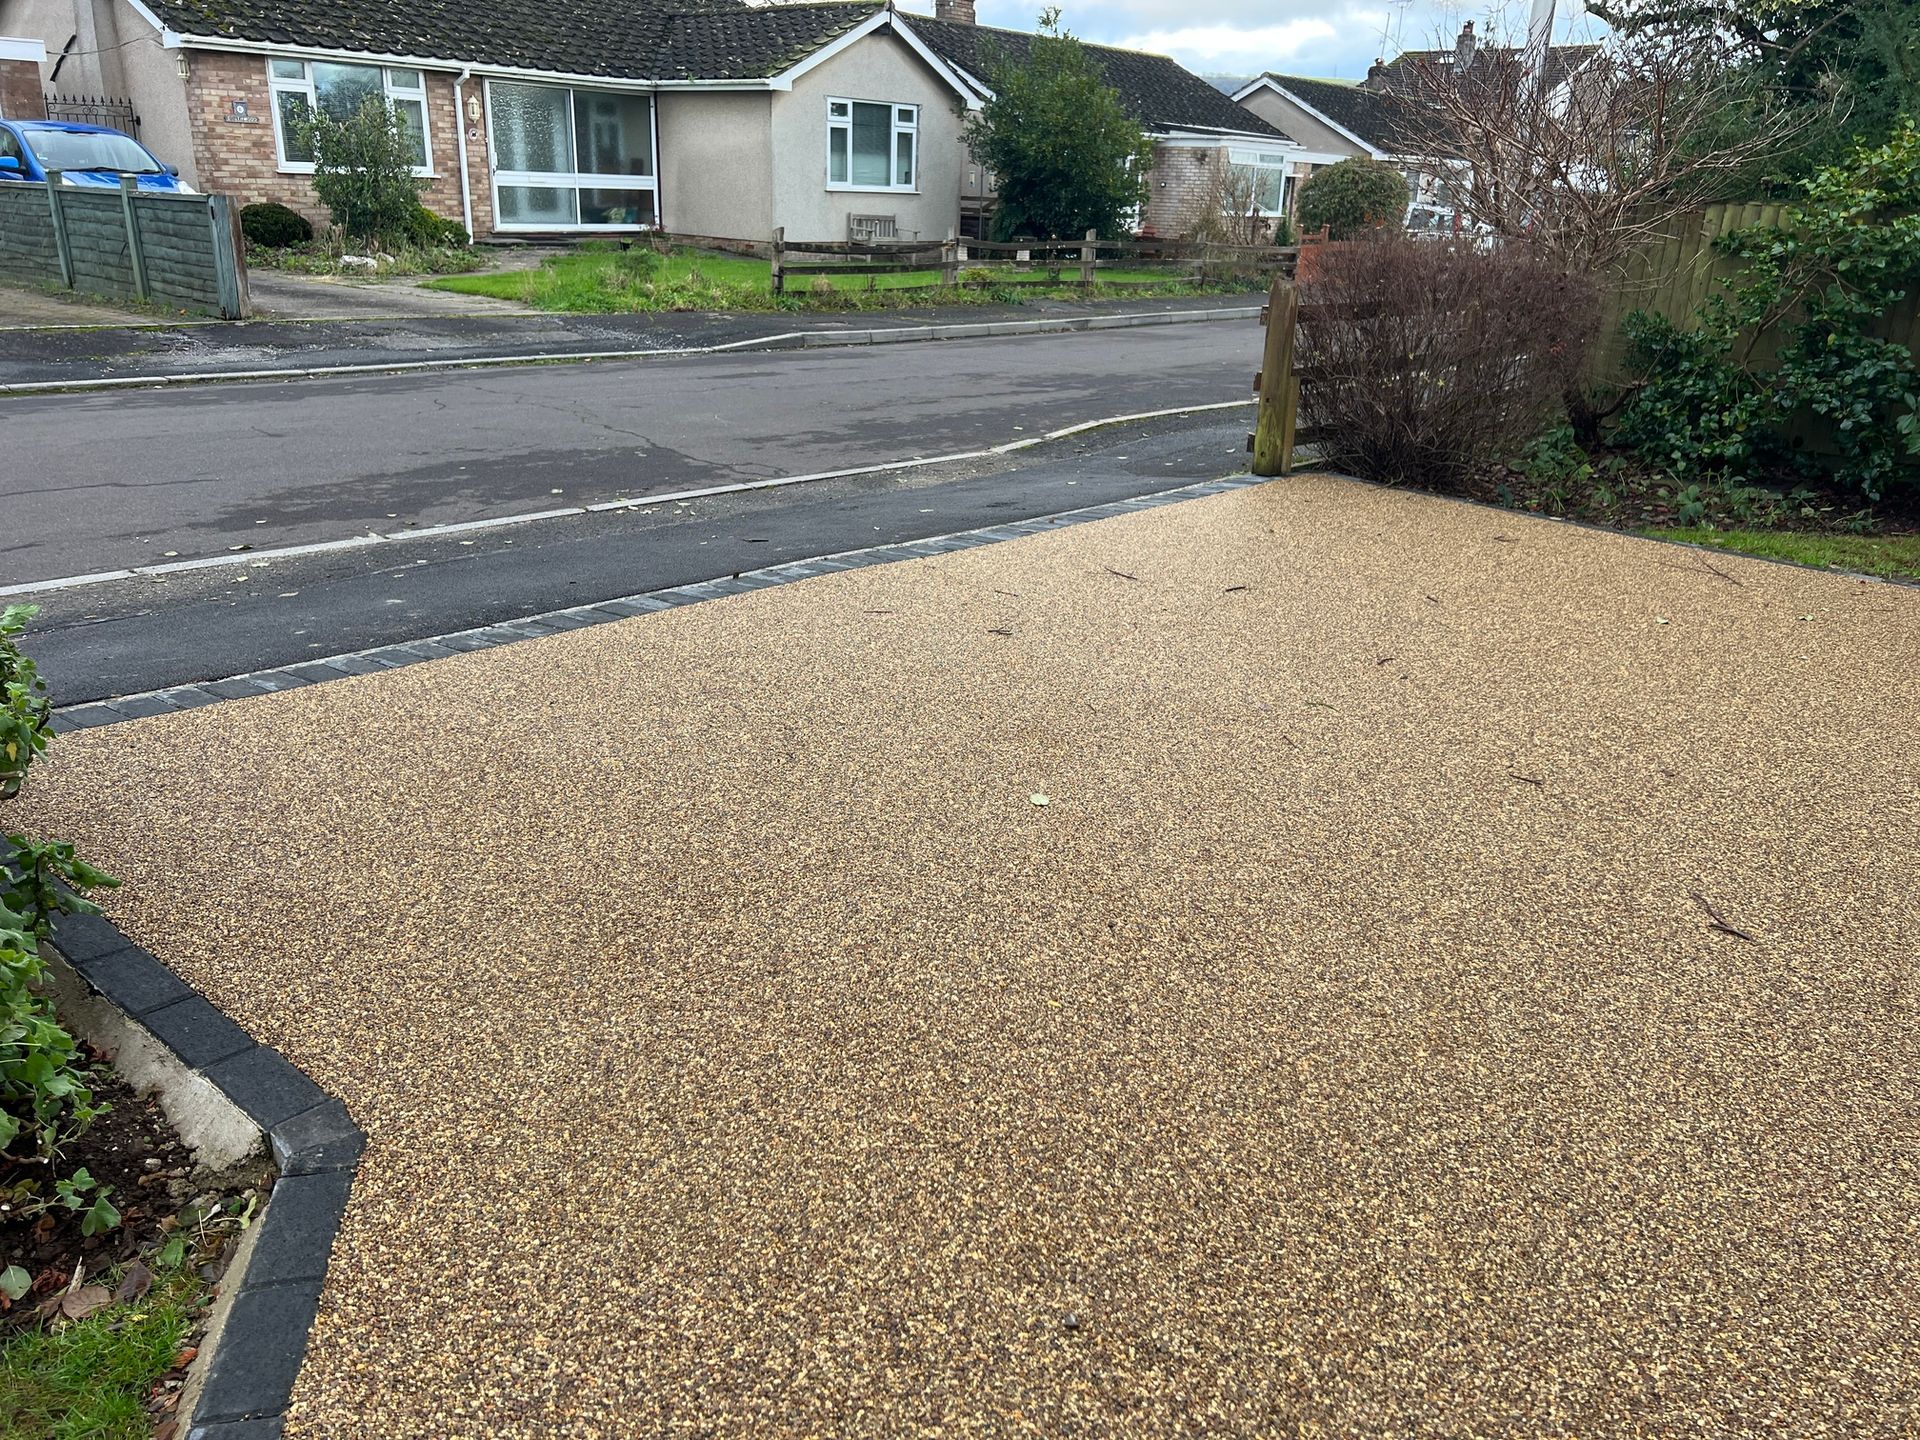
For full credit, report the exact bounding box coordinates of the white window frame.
[826,97,917,193]
[485,78,660,233]
[267,58,434,177]
[1226,147,1292,217]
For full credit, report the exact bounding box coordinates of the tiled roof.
[1366,44,1603,97]
[140,0,882,81]
[903,14,1289,140]
[655,4,879,81]
[1260,75,1421,153]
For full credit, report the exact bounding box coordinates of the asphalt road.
[3,325,1248,586]
[4,324,1258,704]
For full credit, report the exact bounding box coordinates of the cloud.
[1114,18,1340,66]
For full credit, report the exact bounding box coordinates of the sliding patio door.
[489,81,657,230]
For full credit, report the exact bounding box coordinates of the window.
[827,98,916,191]
[1227,148,1290,216]
[268,59,430,174]
[488,81,656,229]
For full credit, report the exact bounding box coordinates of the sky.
[968,0,1608,83]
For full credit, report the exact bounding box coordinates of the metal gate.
[42,94,139,136]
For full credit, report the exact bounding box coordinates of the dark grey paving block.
[49,909,132,966]
[141,996,255,1068]
[106,693,184,719]
[463,627,528,647]
[51,703,124,728]
[497,617,566,636]
[246,671,311,693]
[577,604,645,622]
[352,646,425,669]
[652,588,707,606]
[49,713,80,735]
[204,1047,328,1130]
[80,946,190,1015]
[596,596,671,617]
[152,686,220,710]
[188,1418,286,1440]
[318,653,387,675]
[192,1279,323,1424]
[247,1171,352,1284]
[534,610,604,631]
[276,661,354,685]
[202,676,278,700]
[395,639,461,660]
[271,1099,365,1175]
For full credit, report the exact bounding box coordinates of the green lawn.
[428,246,1248,314]
[1645,526,1920,582]
[0,1266,198,1440]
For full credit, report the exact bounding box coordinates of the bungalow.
[901,7,1297,239]
[1232,24,1604,233]
[0,0,1297,243]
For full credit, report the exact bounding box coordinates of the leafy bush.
[402,204,470,249]
[297,97,425,240]
[963,7,1155,240]
[1296,235,1599,486]
[1297,158,1409,241]
[239,201,313,249]
[1,606,119,1241]
[1617,120,1920,502]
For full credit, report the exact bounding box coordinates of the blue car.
[0,120,194,192]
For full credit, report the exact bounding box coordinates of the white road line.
[0,400,1256,599]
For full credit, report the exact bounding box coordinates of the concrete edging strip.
[47,910,363,1439]
[0,305,1261,398]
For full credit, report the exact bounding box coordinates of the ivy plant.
[1618,120,1920,501]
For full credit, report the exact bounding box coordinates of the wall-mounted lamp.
[466,94,482,122]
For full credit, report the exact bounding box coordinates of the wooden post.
[44,171,74,289]
[1080,227,1096,286]
[940,227,958,287]
[1250,273,1298,477]
[119,176,150,301]
[206,193,247,320]
[770,226,784,294]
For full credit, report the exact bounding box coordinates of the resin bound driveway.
[21,475,1920,1438]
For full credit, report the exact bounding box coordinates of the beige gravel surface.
[21,474,1920,1438]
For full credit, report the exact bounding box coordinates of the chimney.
[1364,57,1387,89]
[934,0,976,22]
[1454,20,1477,68]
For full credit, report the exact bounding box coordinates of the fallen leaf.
[114,1263,153,1304]
[60,1285,112,1321]
[1029,793,1050,807]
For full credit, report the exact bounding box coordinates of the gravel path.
[22,475,1920,1438]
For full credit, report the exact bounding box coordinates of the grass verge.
[427,245,1264,313]
[0,1264,202,1440]
[1643,526,1920,582]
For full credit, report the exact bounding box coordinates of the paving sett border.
[48,911,362,1440]
[40,468,1909,1434]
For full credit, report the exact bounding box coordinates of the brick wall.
[0,57,46,120]
[1141,142,1222,238]
[183,50,482,235]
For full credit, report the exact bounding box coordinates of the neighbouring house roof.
[133,0,887,82]
[902,14,1291,142]
[1366,43,1603,98]
[1249,75,1422,155]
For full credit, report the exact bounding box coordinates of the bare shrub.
[1185,163,1270,248]
[1296,236,1599,487]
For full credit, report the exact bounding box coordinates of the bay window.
[488,81,656,229]
[828,98,916,191]
[1227,148,1291,217]
[268,59,430,174]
